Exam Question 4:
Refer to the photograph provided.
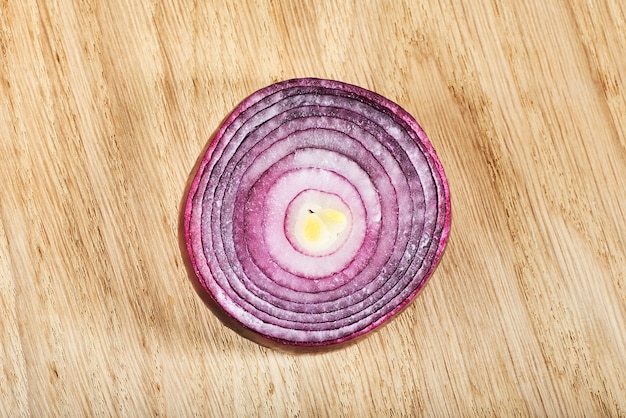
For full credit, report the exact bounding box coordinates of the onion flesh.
[184,78,451,346]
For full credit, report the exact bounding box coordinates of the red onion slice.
[184,78,451,346]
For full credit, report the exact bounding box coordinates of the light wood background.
[1,0,625,416]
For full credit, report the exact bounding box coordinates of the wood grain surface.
[1,0,625,416]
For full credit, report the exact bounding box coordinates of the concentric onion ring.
[184,78,451,346]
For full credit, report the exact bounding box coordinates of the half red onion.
[184,78,451,347]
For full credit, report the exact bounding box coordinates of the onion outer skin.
[184,78,451,347]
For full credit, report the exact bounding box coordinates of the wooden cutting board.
[1,1,624,416]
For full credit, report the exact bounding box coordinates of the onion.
[184,78,451,347]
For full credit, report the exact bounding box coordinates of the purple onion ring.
[184,78,451,346]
